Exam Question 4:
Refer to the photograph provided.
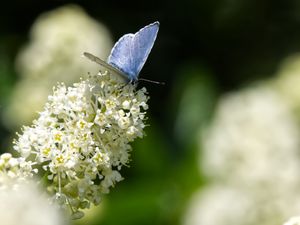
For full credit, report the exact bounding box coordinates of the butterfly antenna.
[138,78,165,85]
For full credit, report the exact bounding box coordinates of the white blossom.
[13,71,149,218]
[187,84,300,225]
[0,153,35,181]
[273,54,300,114]
[3,4,113,128]
[0,176,66,225]
[16,4,112,80]
[283,217,300,225]
[201,85,300,189]
[183,185,300,225]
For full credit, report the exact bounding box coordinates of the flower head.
[284,217,300,225]
[0,176,67,225]
[13,71,149,218]
[202,85,300,188]
[194,84,300,225]
[183,185,300,225]
[3,4,113,129]
[0,153,36,181]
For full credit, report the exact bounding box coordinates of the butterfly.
[84,21,160,83]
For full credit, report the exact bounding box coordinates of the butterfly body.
[84,21,159,82]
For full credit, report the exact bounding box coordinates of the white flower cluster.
[0,177,67,225]
[0,153,36,183]
[284,217,300,225]
[3,4,113,129]
[16,4,112,80]
[201,85,300,188]
[184,85,300,225]
[13,72,148,218]
[183,186,255,225]
[183,184,300,225]
[272,54,300,115]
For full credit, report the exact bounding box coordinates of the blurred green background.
[2,1,300,225]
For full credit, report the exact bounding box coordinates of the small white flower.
[122,100,131,109]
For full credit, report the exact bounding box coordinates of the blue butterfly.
[84,21,159,83]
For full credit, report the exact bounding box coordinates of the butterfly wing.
[108,21,159,81]
[83,52,128,82]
